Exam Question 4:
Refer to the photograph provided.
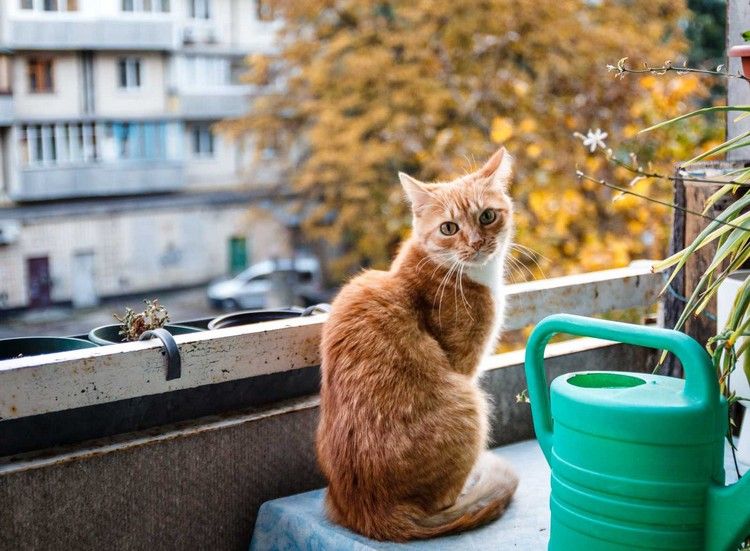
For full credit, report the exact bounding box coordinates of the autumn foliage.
[224,0,720,280]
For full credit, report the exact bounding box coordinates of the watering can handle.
[524,314,717,464]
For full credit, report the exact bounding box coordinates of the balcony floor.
[250,439,550,550]
[250,439,746,550]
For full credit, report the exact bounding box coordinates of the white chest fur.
[465,251,506,358]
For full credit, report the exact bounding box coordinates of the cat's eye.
[440,222,459,236]
[479,209,496,225]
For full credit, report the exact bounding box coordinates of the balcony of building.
[9,120,185,201]
[167,86,252,120]
[12,159,184,201]
[167,53,254,119]
[2,264,708,549]
[4,12,177,51]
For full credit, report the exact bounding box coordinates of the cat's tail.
[408,451,518,539]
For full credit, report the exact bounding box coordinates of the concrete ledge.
[0,340,655,550]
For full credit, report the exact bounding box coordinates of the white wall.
[94,53,167,117]
[14,53,82,119]
[184,125,239,187]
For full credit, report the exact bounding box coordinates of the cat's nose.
[470,240,483,251]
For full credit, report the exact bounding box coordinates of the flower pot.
[0,336,98,361]
[207,308,304,330]
[177,317,214,330]
[728,45,750,79]
[88,323,202,345]
[717,269,750,466]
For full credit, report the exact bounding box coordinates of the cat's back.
[321,267,421,366]
[325,268,413,333]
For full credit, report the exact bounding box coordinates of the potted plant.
[729,31,750,79]
[580,42,750,471]
[718,271,750,466]
[0,336,98,361]
[207,304,330,330]
[89,299,201,345]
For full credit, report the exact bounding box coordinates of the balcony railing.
[0,264,664,549]
[168,87,253,119]
[11,159,184,201]
[6,14,177,51]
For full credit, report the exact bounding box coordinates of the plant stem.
[575,170,750,232]
[609,58,750,82]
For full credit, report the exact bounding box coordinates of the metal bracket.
[139,328,181,381]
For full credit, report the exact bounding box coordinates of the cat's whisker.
[511,242,549,261]
[508,252,537,281]
[415,251,453,274]
[457,263,475,321]
[511,254,536,281]
[505,254,530,283]
[438,261,459,323]
[510,244,549,277]
[434,260,460,326]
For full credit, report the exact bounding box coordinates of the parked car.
[207,257,324,310]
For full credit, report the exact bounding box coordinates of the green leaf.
[683,131,750,166]
[742,30,750,42]
[640,107,750,134]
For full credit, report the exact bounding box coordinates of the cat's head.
[399,147,514,266]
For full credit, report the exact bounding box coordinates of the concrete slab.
[249,439,551,551]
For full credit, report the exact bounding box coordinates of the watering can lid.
[550,371,726,445]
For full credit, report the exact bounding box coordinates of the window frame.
[21,0,77,11]
[117,57,142,90]
[27,57,54,94]
[189,0,210,19]
[121,0,170,12]
[190,124,215,158]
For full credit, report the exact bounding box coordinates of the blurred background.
[0,0,727,337]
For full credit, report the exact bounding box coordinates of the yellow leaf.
[491,117,514,143]
[519,118,537,133]
[526,143,542,159]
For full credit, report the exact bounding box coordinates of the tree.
[224,0,717,280]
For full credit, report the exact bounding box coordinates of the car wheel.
[222,299,240,311]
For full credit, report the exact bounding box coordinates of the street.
[0,286,221,339]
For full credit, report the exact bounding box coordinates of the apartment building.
[0,0,294,310]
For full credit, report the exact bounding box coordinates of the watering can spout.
[706,472,750,551]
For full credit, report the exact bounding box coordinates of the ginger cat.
[316,147,519,541]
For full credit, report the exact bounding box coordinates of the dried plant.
[114,299,170,342]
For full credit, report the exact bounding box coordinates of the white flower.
[581,128,608,153]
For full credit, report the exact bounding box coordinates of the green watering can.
[525,314,750,551]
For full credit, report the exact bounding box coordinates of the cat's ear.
[477,147,513,190]
[399,172,433,214]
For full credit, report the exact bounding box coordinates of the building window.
[189,0,210,19]
[0,56,12,95]
[28,58,54,93]
[118,57,142,89]
[179,55,231,89]
[20,122,170,166]
[111,122,167,161]
[190,125,214,157]
[122,0,169,12]
[21,0,78,11]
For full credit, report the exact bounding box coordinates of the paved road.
[0,286,222,338]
